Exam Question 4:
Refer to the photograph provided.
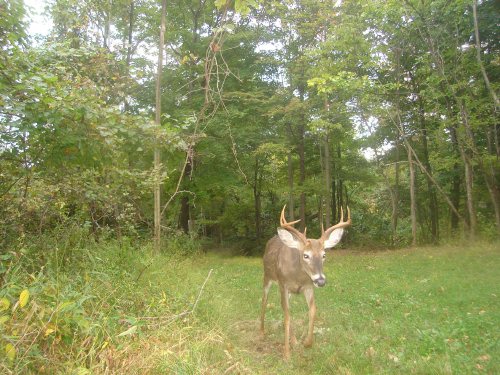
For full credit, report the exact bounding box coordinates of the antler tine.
[322,205,352,240]
[280,205,306,243]
[280,205,301,227]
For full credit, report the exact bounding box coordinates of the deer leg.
[280,286,291,360]
[260,278,272,335]
[288,292,298,346]
[303,288,316,348]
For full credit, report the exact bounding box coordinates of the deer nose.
[313,277,326,287]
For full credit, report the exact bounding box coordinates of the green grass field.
[2,242,498,374]
[128,242,499,374]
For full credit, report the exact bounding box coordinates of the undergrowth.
[0,227,206,374]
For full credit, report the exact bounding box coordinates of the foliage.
[2,0,499,250]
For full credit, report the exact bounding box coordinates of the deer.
[260,205,351,360]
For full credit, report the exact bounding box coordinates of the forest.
[0,0,499,373]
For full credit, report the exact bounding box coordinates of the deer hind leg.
[280,286,291,360]
[260,278,272,335]
[303,288,316,348]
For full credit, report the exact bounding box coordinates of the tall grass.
[0,228,203,374]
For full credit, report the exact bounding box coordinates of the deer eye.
[322,253,326,259]
[303,254,310,260]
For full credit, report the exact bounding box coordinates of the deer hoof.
[303,338,313,348]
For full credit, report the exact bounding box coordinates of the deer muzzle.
[312,275,326,287]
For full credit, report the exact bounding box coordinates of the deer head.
[277,205,351,287]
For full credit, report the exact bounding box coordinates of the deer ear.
[277,228,303,250]
[324,228,344,249]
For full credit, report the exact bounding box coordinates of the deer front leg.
[260,278,272,335]
[280,286,291,360]
[288,291,298,346]
[303,288,316,348]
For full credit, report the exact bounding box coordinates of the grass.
[134,242,499,374]
[1,241,498,374]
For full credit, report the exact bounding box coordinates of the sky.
[24,0,52,38]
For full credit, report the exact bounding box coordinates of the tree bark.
[336,145,343,221]
[392,135,400,245]
[178,155,192,234]
[459,145,477,238]
[287,152,294,221]
[254,157,262,243]
[324,135,331,228]
[418,95,439,243]
[331,151,337,223]
[407,143,417,246]
[154,0,167,252]
[298,124,306,231]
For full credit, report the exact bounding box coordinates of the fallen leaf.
[19,289,30,308]
[44,328,55,336]
[117,325,137,337]
[477,354,490,362]
[388,353,399,363]
[5,343,16,362]
[365,346,376,357]
[0,298,10,311]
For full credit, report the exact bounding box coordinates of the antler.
[280,205,307,244]
[322,206,352,240]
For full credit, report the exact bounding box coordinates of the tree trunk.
[449,126,461,232]
[288,152,294,221]
[331,152,337,223]
[254,157,262,243]
[324,135,331,228]
[407,143,417,246]
[298,124,306,231]
[392,135,400,246]
[153,0,167,252]
[178,6,202,236]
[418,96,439,243]
[450,163,461,231]
[178,156,192,234]
[455,133,477,239]
[459,100,500,235]
[336,145,343,221]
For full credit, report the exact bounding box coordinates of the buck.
[260,205,351,360]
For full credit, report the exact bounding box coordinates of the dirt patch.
[230,318,316,359]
